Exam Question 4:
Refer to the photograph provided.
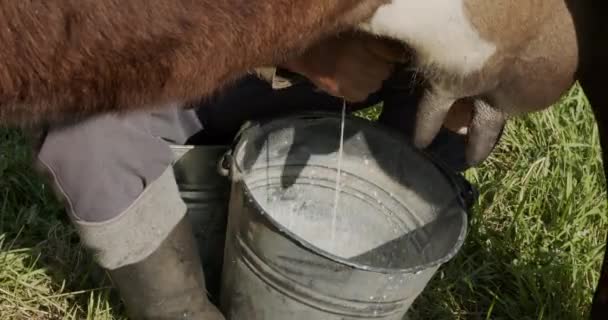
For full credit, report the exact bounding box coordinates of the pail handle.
[216,120,255,178]
[216,112,348,178]
[217,111,478,210]
[426,154,478,210]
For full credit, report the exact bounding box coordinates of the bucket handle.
[217,150,232,177]
[217,118,261,178]
[216,112,344,178]
[427,155,478,210]
[452,173,478,210]
[216,112,478,210]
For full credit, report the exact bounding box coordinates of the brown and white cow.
[0,0,606,318]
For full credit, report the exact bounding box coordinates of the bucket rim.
[228,112,470,274]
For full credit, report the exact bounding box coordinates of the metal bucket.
[171,145,231,303]
[218,113,475,320]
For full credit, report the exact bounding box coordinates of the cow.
[0,0,606,318]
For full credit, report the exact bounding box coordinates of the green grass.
[1,84,607,319]
[0,130,121,319]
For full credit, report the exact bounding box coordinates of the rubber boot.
[108,216,225,320]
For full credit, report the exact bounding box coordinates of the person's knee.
[35,114,175,222]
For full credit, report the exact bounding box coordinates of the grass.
[1,84,607,319]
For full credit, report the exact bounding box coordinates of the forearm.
[0,0,383,127]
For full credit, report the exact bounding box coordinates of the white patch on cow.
[359,0,496,77]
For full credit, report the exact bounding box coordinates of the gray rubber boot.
[108,216,225,320]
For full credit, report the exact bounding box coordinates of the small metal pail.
[218,112,475,320]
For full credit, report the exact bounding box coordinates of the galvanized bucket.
[218,113,475,320]
[171,145,231,303]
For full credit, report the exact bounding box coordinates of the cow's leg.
[576,16,608,314]
[583,77,608,319]
[557,1,608,316]
[579,61,608,319]
[592,113,608,319]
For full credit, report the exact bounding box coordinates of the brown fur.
[2,0,607,316]
[0,0,387,127]
[407,0,580,162]
[462,0,578,115]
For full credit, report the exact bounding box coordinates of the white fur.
[359,0,496,77]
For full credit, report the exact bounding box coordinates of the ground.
[0,84,606,319]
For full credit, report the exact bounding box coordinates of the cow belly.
[359,0,497,78]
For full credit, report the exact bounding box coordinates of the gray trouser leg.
[34,108,226,319]
[35,107,203,270]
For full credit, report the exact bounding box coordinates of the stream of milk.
[330,100,347,247]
